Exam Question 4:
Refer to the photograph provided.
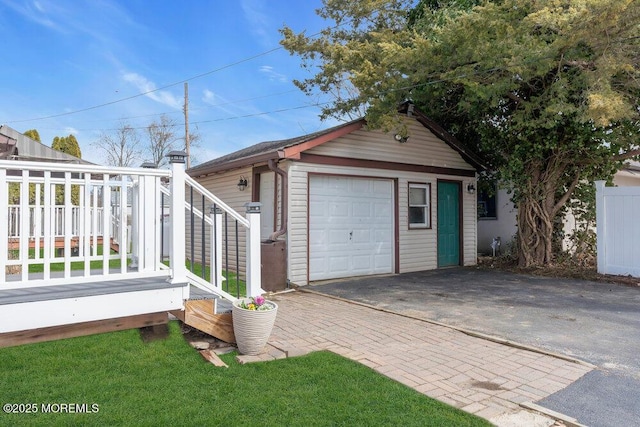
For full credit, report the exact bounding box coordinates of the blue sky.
[0,0,337,165]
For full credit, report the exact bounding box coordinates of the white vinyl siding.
[308,119,475,171]
[287,161,476,286]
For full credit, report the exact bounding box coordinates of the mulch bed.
[477,256,640,288]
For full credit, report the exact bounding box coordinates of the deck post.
[595,180,605,275]
[210,205,223,288]
[0,168,7,283]
[168,152,188,285]
[130,176,140,269]
[245,202,264,297]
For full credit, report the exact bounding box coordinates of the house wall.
[613,168,640,187]
[483,167,640,256]
[477,188,518,255]
[286,161,477,286]
[187,166,254,278]
[286,123,477,286]
[309,120,472,170]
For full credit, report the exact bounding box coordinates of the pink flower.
[254,295,265,306]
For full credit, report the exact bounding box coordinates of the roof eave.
[188,151,281,177]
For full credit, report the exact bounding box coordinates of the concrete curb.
[297,287,597,369]
[520,402,588,427]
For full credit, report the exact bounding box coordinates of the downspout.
[267,158,287,242]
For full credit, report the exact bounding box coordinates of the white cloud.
[240,0,273,46]
[200,89,238,117]
[259,65,287,83]
[202,89,215,104]
[122,72,182,110]
[0,0,61,31]
[63,126,78,135]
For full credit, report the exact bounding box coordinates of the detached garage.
[188,104,485,287]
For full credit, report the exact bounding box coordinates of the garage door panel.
[328,256,349,273]
[328,229,350,245]
[309,200,327,217]
[352,255,372,271]
[352,202,372,218]
[330,201,349,217]
[309,175,393,281]
[352,229,371,243]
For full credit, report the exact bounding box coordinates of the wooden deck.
[0,279,237,348]
[7,236,119,252]
[0,276,178,306]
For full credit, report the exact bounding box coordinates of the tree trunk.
[517,197,554,267]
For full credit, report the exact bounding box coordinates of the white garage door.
[309,175,394,281]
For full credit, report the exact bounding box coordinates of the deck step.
[182,299,235,344]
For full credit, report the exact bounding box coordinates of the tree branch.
[612,148,640,161]
[553,173,581,215]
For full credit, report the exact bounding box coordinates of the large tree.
[145,114,179,168]
[281,0,640,267]
[52,134,82,159]
[93,122,141,167]
[23,129,41,142]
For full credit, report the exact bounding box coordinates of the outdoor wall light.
[467,183,476,194]
[237,176,248,191]
[394,134,409,143]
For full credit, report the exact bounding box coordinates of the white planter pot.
[232,299,278,355]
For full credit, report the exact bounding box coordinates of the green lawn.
[10,245,125,274]
[186,260,246,297]
[0,322,490,426]
[17,247,246,296]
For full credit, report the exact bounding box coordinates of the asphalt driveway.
[310,267,640,427]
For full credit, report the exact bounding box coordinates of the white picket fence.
[595,181,640,277]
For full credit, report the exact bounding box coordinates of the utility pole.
[184,82,190,169]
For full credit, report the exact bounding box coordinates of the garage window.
[408,183,431,229]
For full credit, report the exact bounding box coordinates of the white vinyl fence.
[595,181,640,278]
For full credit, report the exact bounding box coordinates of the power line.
[7,47,284,124]
[57,101,333,133]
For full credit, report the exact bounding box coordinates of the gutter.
[267,158,288,242]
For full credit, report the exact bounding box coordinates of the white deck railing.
[0,153,262,302]
[8,205,105,238]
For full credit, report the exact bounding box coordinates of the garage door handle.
[349,231,353,240]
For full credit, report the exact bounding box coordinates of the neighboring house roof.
[622,160,640,172]
[0,132,17,159]
[0,125,91,164]
[189,104,486,177]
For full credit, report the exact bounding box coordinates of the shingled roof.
[188,119,363,177]
[0,125,92,164]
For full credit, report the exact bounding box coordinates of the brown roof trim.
[188,151,280,177]
[299,153,477,177]
[281,121,364,159]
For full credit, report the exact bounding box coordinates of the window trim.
[408,182,431,230]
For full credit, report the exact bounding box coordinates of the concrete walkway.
[237,290,592,426]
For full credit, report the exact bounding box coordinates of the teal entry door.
[437,181,461,267]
